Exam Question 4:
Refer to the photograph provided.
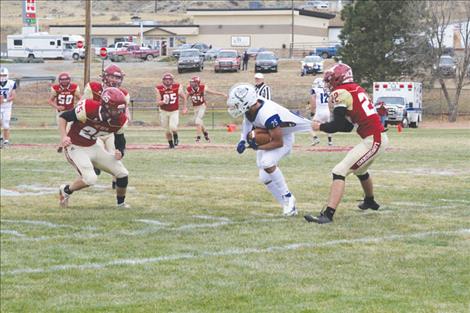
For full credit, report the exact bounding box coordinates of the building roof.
[187,8,335,19]
[49,24,199,28]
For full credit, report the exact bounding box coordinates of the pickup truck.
[95,42,133,57]
[108,44,159,62]
[310,44,340,59]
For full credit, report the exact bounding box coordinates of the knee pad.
[116,176,128,188]
[259,169,272,184]
[332,173,345,181]
[356,172,370,181]
[82,173,98,186]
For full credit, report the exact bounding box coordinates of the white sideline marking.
[1,230,26,237]
[1,219,71,228]
[135,219,169,226]
[9,168,66,173]
[2,228,468,276]
[175,222,231,230]
[193,215,231,222]
[439,199,470,204]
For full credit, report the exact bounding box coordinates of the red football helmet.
[323,63,354,91]
[100,87,127,122]
[162,72,174,88]
[190,76,200,89]
[102,64,124,88]
[58,72,71,88]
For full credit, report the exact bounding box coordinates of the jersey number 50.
[58,94,74,105]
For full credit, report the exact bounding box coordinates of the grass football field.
[1,126,470,313]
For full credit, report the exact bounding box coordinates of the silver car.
[177,49,204,73]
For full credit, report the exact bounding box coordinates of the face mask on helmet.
[100,87,127,123]
[102,64,124,88]
[227,83,258,118]
[323,63,354,91]
[312,77,324,89]
[58,73,71,88]
[0,67,9,83]
[162,73,174,87]
[190,77,200,89]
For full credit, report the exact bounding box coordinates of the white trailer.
[373,82,423,128]
[7,33,65,59]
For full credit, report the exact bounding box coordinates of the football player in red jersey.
[48,72,81,117]
[184,76,227,142]
[82,64,130,188]
[155,73,187,148]
[58,87,130,208]
[305,63,389,224]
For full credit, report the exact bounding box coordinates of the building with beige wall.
[49,8,335,56]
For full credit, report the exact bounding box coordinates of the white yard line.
[193,215,231,222]
[1,219,72,228]
[2,228,468,276]
[0,230,26,237]
[134,219,169,226]
[439,199,470,204]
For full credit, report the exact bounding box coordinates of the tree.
[422,0,470,122]
[338,0,422,87]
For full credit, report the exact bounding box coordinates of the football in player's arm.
[58,87,130,208]
[227,83,312,217]
[306,63,389,224]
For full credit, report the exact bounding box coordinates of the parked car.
[310,44,340,59]
[300,55,324,75]
[95,42,132,57]
[246,47,266,58]
[301,0,330,9]
[433,55,456,77]
[205,48,221,60]
[214,50,241,72]
[108,44,159,62]
[172,43,193,58]
[191,43,210,55]
[177,49,204,73]
[64,42,84,60]
[255,51,278,72]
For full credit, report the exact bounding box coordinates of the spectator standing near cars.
[242,50,249,71]
[254,73,272,100]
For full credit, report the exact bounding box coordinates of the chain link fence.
[8,78,470,128]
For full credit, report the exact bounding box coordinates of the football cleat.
[304,212,332,224]
[59,184,70,208]
[173,134,179,146]
[195,136,201,143]
[203,132,211,142]
[282,194,298,216]
[328,142,333,146]
[311,137,320,146]
[358,199,380,210]
[117,202,131,209]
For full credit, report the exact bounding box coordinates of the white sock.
[259,169,283,204]
[269,167,290,198]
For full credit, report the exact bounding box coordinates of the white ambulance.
[372,82,423,128]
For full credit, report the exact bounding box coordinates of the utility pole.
[290,0,294,58]
[84,0,92,88]
[154,0,158,13]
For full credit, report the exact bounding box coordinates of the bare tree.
[425,0,470,122]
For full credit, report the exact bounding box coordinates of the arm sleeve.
[240,117,252,141]
[264,114,281,129]
[59,109,79,122]
[319,106,354,133]
[114,133,126,157]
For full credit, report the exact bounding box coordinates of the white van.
[373,82,423,128]
[7,33,65,59]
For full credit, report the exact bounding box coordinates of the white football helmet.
[227,83,258,118]
[312,77,324,89]
[0,67,9,83]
